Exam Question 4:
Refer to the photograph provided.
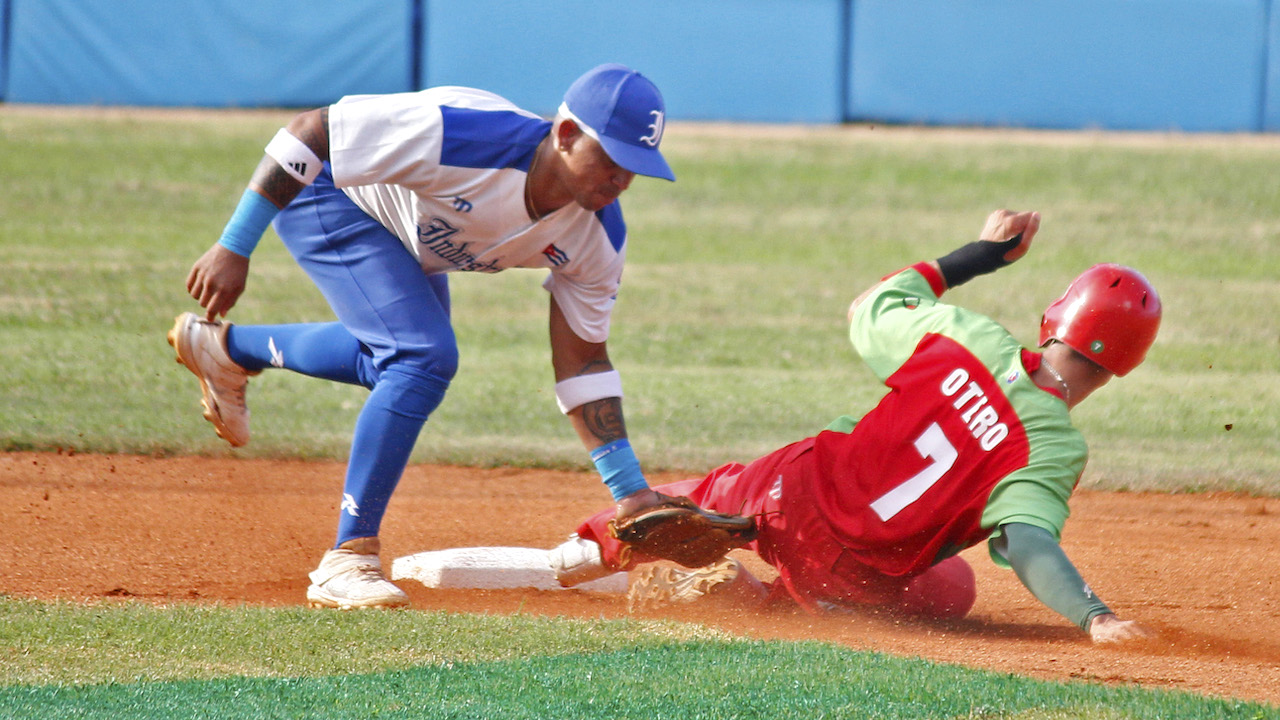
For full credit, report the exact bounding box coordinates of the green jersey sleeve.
[849,266,951,382]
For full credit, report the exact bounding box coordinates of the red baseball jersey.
[800,263,1087,578]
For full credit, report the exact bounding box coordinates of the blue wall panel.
[422,0,846,123]
[3,1,1277,133]
[849,0,1268,132]
[7,0,414,106]
[1265,0,1280,130]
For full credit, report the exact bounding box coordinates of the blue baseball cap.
[559,63,675,182]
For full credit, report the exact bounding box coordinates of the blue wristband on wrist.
[590,439,649,501]
[217,188,280,258]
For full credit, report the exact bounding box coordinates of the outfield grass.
[2,109,1276,492]
[1,109,1277,490]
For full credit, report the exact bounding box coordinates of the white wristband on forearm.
[555,370,623,414]
[264,129,323,186]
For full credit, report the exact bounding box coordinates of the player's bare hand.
[979,209,1040,263]
[186,244,249,321]
[615,488,661,519]
[1088,613,1152,644]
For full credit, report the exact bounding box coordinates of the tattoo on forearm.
[252,159,302,209]
[250,107,328,209]
[581,397,626,444]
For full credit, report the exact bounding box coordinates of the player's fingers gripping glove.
[608,494,758,569]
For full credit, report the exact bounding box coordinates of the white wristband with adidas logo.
[264,128,323,186]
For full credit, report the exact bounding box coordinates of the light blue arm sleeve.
[217,189,280,258]
[993,522,1112,632]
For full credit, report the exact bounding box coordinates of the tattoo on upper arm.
[302,107,330,158]
[573,360,612,377]
[580,397,625,444]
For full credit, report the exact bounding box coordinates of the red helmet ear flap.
[1039,264,1162,376]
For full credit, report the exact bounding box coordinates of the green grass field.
[2,109,1276,490]
[1,108,1278,718]
[1,600,1274,720]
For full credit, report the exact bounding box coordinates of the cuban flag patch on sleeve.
[542,244,569,266]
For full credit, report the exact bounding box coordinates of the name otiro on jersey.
[940,366,1010,450]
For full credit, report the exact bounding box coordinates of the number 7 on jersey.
[869,422,958,521]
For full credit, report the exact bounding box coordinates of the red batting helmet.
[1039,264,1162,376]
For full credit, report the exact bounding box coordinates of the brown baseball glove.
[608,494,757,569]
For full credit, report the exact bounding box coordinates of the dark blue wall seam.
[0,0,12,102]
[839,0,853,122]
[411,0,425,90]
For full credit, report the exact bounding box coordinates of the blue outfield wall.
[421,0,848,123]
[5,0,414,106]
[848,0,1271,132]
[2,0,1279,132]
[1267,3,1280,130]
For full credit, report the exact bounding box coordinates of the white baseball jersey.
[327,87,627,344]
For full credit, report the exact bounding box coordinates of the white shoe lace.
[218,375,248,407]
[346,561,388,586]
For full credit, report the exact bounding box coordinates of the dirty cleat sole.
[627,558,740,612]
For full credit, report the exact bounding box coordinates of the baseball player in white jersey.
[168,64,749,609]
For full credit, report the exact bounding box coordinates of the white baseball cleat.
[547,534,614,587]
[167,312,257,447]
[307,548,410,610]
[627,558,742,612]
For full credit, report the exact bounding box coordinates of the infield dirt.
[4,451,1277,706]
